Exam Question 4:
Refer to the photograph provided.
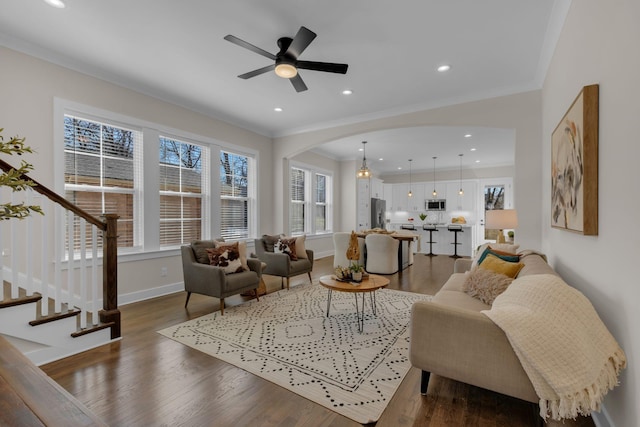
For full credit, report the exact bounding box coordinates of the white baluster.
[67,210,74,310]
[54,204,63,313]
[25,189,34,296]
[41,198,49,316]
[91,226,98,325]
[79,218,87,329]
[11,192,18,299]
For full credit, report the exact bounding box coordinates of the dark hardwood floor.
[41,254,595,427]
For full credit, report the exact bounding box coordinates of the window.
[64,114,141,249]
[289,165,332,235]
[59,100,257,259]
[159,137,207,247]
[315,173,329,232]
[220,151,251,240]
[290,167,306,234]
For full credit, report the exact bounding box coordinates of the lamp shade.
[485,209,518,230]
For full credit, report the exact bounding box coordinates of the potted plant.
[419,213,427,224]
[507,230,515,243]
[350,263,364,282]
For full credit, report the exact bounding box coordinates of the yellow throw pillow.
[479,254,524,278]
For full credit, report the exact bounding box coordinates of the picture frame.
[551,84,599,235]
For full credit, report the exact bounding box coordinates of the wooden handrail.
[0,158,105,230]
[0,157,120,339]
[0,336,107,426]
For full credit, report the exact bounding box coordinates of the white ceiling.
[0,0,567,173]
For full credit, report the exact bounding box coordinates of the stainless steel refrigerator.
[371,198,386,229]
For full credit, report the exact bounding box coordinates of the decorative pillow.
[472,243,520,270]
[206,243,245,274]
[191,240,217,264]
[479,254,524,278]
[274,238,298,261]
[215,240,249,271]
[262,234,281,252]
[294,234,308,259]
[476,247,521,266]
[463,268,514,305]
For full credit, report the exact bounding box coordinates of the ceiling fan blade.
[290,74,308,92]
[224,34,276,60]
[238,64,275,79]
[296,61,348,74]
[286,26,317,58]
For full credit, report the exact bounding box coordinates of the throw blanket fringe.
[483,274,626,421]
[540,348,626,420]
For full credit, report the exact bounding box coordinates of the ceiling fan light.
[275,63,297,79]
[43,0,65,7]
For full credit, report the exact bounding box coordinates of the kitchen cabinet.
[356,178,371,230]
[407,183,424,211]
[446,181,476,213]
[383,183,393,210]
[391,183,424,212]
[370,178,384,199]
[391,183,408,211]
[426,182,447,201]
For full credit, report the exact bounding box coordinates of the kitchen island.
[403,224,474,257]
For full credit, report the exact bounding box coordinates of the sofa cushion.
[206,243,246,274]
[477,247,521,266]
[191,240,218,264]
[463,268,514,305]
[518,253,557,276]
[274,237,298,261]
[479,254,524,278]
[472,243,520,270]
[215,240,249,271]
[262,234,281,252]
[293,235,308,259]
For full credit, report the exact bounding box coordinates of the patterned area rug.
[158,283,431,424]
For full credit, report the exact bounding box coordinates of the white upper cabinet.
[370,178,384,199]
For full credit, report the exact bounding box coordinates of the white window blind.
[64,114,142,250]
[220,151,250,240]
[290,167,306,234]
[159,136,208,247]
[315,173,328,232]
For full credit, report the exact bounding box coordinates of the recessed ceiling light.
[342,89,353,95]
[378,158,384,161]
[358,148,364,152]
[274,107,283,112]
[437,65,451,72]
[43,0,65,8]
[475,160,481,163]
[464,134,472,138]
[397,167,402,170]
[470,148,477,151]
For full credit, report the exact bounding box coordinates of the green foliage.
[0,128,44,220]
[349,263,364,273]
[419,213,427,221]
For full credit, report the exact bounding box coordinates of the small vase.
[352,271,362,282]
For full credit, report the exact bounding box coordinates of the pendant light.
[432,156,438,197]
[458,153,464,195]
[357,141,372,179]
[408,159,413,197]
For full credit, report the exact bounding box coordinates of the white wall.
[541,1,640,426]
[273,91,542,251]
[0,46,274,301]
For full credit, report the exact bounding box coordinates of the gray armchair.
[254,237,314,290]
[181,241,261,315]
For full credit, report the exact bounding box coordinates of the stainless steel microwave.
[426,199,446,211]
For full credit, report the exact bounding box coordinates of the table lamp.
[485,209,518,243]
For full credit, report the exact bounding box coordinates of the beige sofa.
[409,252,556,405]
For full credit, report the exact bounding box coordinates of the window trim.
[288,161,333,236]
[54,98,259,263]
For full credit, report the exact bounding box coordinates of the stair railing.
[0,158,120,339]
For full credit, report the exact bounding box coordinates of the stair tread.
[0,293,42,309]
[29,308,81,326]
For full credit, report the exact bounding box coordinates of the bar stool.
[448,225,463,258]
[422,225,438,257]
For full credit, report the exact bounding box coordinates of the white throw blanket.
[483,274,626,420]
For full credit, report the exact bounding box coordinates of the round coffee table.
[319,274,390,332]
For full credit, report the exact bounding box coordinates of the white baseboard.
[118,282,184,306]
[592,404,614,427]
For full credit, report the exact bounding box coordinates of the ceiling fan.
[224,26,348,92]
